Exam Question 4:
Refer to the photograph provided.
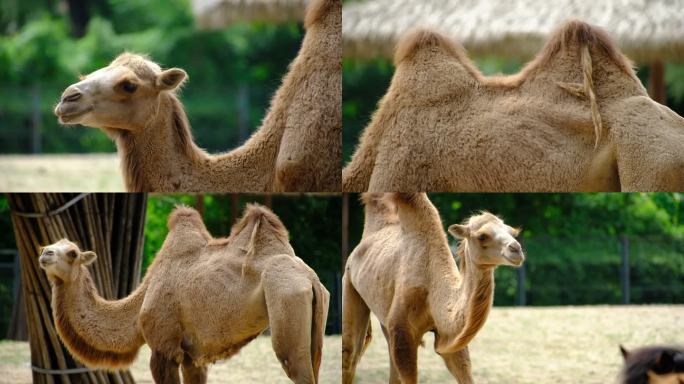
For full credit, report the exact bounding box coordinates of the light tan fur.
[342,193,524,384]
[343,20,684,192]
[39,205,330,384]
[54,0,340,192]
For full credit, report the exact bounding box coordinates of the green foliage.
[348,193,684,306]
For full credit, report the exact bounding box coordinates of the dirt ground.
[0,306,681,383]
[0,154,124,192]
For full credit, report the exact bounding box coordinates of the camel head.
[448,212,523,268]
[54,53,187,133]
[38,239,97,283]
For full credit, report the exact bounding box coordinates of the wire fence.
[488,235,684,306]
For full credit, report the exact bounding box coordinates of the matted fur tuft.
[523,19,635,78]
[229,203,289,244]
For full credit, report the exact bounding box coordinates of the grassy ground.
[355,305,684,384]
[0,334,341,384]
[0,306,681,383]
[0,154,124,191]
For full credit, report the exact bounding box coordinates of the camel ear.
[448,224,469,239]
[156,68,187,91]
[619,345,630,359]
[79,251,97,266]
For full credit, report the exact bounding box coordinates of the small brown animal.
[39,204,329,384]
[620,345,684,384]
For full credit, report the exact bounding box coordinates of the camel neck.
[431,242,495,354]
[51,267,146,367]
[116,93,207,191]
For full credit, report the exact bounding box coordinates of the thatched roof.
[192,0,308,28]
[343,0,684,63]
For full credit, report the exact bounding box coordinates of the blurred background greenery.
[346,192,684,307]
[0,0,304,153]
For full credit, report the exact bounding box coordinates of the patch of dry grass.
[0,154,124,192]
[1,306,681,383]
[0,335,341,384]
[355,305,684,384]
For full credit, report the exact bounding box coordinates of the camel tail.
[310,281,330,382]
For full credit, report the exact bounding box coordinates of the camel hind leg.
[438,347,473,384]
[150,350,181,384]
[342,273,372,384]
[264,270,317,383]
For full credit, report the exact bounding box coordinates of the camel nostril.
[508,243,521,253]
[62,92,82,103]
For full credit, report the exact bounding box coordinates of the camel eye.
[67,250,77,259]
[477,234,489,242]
[118,80,138,94]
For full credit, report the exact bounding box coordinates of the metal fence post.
[621,235,630,304]
[517,263,526,306]
[517,238,526,306]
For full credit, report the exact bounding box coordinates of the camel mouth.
[502,253,524,267]
[57,110,90,125]
[39,260,55,268]
[55,105,92,125]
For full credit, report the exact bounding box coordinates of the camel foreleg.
[341,273,372,384]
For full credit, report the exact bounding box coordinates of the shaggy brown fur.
[343,20,684,192]
[342,193,524,384]
[54,0,341,192]
[39,205,330,384]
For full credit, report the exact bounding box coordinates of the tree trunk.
[66,0,91,38]
[648,61,666,105]
[9,193,146,384]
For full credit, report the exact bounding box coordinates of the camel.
[342,20,684,192]
[620,345,684,384]
[342,193,524,384]
[54,0,341,192]
[38,204,330,384]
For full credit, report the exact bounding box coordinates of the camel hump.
[305,0,340,28]
[533,19,634,76]
[394,28,463,66]
[230,204,290,244]
[167,205,205,230]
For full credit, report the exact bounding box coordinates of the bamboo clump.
[8,193,147,384]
